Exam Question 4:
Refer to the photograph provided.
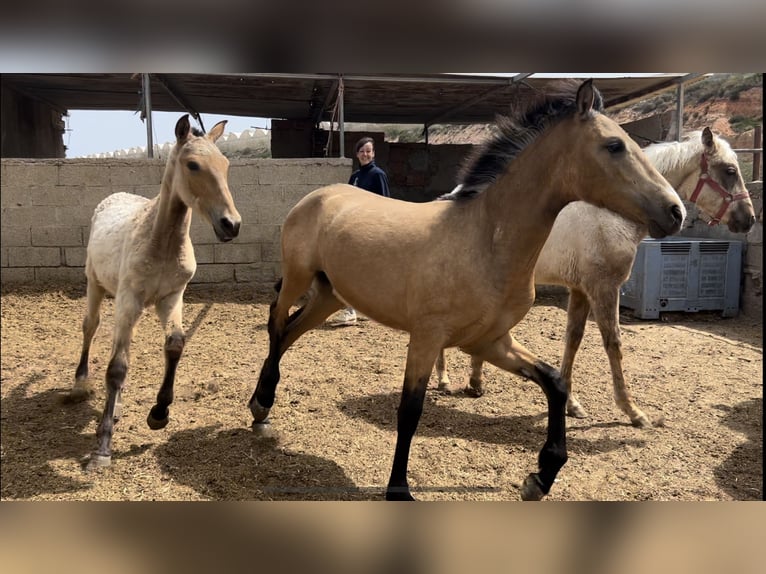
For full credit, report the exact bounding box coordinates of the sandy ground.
[1,284,761,501]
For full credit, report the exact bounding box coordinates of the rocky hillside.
[392,73,762,149]
[382,73,762,179]
[610,73,762,148]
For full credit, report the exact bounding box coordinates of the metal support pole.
[338,75,345,157]
[753,125,762,181]
[674,82,684,142]
[142,73,154,158]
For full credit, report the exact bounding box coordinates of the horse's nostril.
[671,204,684,223]
[220,218,240,237]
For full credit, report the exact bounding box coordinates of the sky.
[64,110,271,158]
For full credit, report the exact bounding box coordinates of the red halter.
[688,154,750,226]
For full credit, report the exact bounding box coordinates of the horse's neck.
[152,180,192,250]
[480,165,564,278]
[649,139,703,199]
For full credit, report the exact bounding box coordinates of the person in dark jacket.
[329,136,391,327]
[348,136,390,197]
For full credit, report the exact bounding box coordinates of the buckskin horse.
[248,80,685,500]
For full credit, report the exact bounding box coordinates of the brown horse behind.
[249,80,685,500]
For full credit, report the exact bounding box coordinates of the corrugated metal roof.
[2,73,707,125]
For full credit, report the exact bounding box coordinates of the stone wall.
[0,158,351,292]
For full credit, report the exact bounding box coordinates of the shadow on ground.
[713,398,763,500]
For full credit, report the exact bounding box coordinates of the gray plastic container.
[620,236,743,319]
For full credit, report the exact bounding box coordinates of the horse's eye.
[726,166,737,176]
[605,139,625,154]
[188,161,200,171]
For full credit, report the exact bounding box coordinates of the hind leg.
[477,332,568,501]
[146,291,186,430]
[249,274,342,422]
[71,279,106,401]
[89,290,143,470]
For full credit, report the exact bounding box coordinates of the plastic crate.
[620,236,743,319]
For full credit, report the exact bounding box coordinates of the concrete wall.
[2,158,762,319]
[1,157,351,292]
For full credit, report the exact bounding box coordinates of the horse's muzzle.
[727,212,756,235]
[648,203,685,239]
[215,217,241,242]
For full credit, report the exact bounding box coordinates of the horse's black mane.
[439,80,604,201]
[191,127,205,137]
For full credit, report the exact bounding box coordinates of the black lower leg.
[530,361,568,496]
[386,377,428,501]
[249,298,283,416]
[94,357,128,459]
[148,333,184,429]
[75,348,90,380]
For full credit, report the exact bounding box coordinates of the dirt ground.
[1,284,762,501]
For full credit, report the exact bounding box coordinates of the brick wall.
[1,157,351,292]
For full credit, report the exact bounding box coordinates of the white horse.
[436,127,755,428]
[70,114,242,469]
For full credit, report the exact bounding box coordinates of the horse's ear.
[576,79,596,120]
[175,114,191,142]
[207,120,228,143]
[702,127,716,151]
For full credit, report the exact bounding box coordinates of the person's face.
[356,142,375,166]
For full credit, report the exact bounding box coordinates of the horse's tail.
[273,278,283,293]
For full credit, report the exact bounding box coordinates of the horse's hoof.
[464,385,484,398]
[67,385,93,403]
[566,402,588,418]
[632,414,652,429]
[520,474,545,501]
[85,453,111,471]
[146,408,169,430]
[251,420,276,439]
[385,488,416,501]
[113,402,123,423]
[250,399,271,423]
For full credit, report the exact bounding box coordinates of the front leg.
[590,285,651,428]
[386,335,441,501]
[88,291,143,470]
[434,349,451,392]
[148,291,186,430]
[477,333,568,500]
[435,349,485,397]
